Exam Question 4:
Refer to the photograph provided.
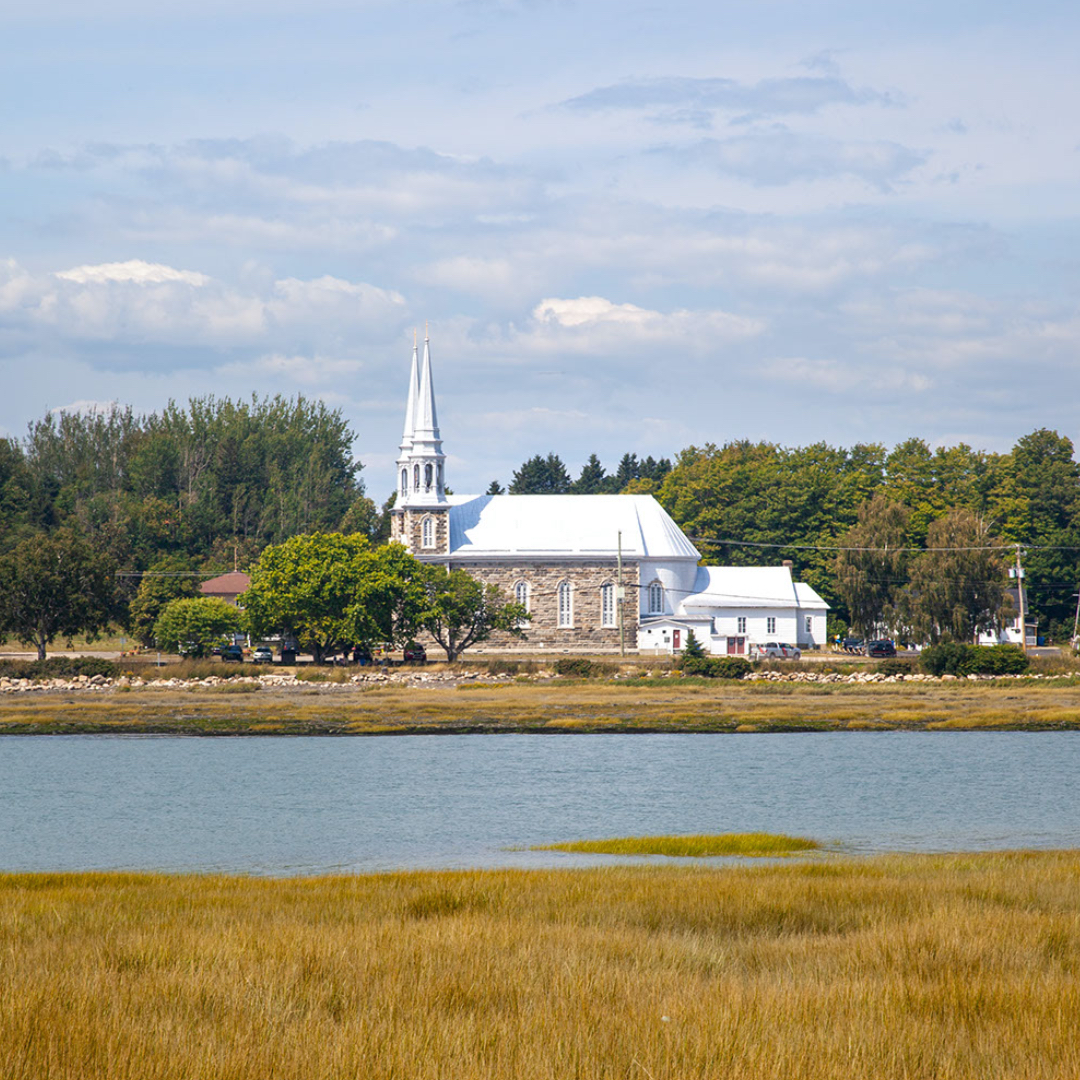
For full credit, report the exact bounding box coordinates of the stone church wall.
[451,559,641,651]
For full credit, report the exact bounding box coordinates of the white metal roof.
[678,566,828,612]
[445,494,701,560]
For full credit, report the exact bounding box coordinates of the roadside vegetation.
[2,852,1079,1079]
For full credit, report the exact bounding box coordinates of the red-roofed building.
[200,571,251,606]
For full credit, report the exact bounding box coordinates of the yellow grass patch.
[533,832,823,857]
[2,854,1080,1079]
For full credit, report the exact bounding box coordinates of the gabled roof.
[678,566,828,612]
[443,494,700,560]
[200,571,251,596]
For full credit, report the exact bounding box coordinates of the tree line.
[2,394,1079,651]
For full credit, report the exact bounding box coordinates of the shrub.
[552,658,616,678]
[0,656,119,680]
[919,643,1029,677]
[681,656,752,679]
[875,658,916,677]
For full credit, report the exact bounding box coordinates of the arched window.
[600,582,616,627]
[557,581,573,628]
[421,516,434,548]
[413,464,420,489]
[437,463,444,493]
[424,463,433,490]
[648,580,664,614]
[400,468,408,495]
[514,581,530,628]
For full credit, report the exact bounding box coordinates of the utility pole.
[1013,544,1027,653]
[617,530,625,657]
[1072,588,1080,650]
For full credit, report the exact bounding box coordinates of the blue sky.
[2,0,1078,496]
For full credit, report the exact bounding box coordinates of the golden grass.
[2,854,1080,1079]
[6,679,1080,734]
[532,832,822,856]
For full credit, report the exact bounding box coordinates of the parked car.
[403,642,427,663]
[841,637,865,655]
[867,639,896,658]
[221,644,244,663]
[252,646,274,664]
[756,642,800,660]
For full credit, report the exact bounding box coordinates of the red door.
[673,629,681,650]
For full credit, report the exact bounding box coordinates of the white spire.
[398,323,447,508]
[399,330,419,451]
[413,324,440,441]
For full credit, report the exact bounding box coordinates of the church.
[389,334,828,655]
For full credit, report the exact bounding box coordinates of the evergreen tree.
[509,453,571,494]
[486,480,505,495]
[571,454,608,493]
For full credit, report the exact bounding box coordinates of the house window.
[648,581,663,614]
[737,616,746,634]
[558,581,573,628]
[600,583,616,627]
[767,617,776,634]
[421,516,434,548]
[805,616,812,635]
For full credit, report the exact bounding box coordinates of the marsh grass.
[2,853,1079,1079]
[532,832,822,856]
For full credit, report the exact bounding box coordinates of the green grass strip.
[532,832,822,858]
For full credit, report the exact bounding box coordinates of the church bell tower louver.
[391,328,450,556]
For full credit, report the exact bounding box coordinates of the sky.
[1,0,1078,497]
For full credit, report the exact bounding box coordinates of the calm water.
[2,733,1079,875]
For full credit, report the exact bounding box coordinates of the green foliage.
[553,658,601,677]
[129,555,201,646]
[485,480,505,495]
[874,658,917,677]
[919,643,1030,676]
[906,510,1008,644]
[835,493,910,640]
[420,567,529,661]
[0,656,119,680]
[0,530,120,660]
[153,597,241,657]
[680,655,752,679]
[509,453,571,494]
[681,630,706,659]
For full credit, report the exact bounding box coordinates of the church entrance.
[726,636,746,655]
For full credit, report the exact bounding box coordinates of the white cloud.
[55,259,209,286]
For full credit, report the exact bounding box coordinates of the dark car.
[867,639,896,658]
[402,642,427,663]
[841,637,865,654]
[221,644,244,663]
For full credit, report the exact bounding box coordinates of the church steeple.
[397,326,447,509]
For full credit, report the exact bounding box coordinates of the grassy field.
[5,677,1080,733]
[2,852,1078,1079]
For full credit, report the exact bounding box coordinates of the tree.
[905,509,1008,644]
[128,555,201,646]
[0,531,119,660]
[571,454,608,494]
[420,567,528,661]
[486,480,505,495]
[241,532,375,663]
[509,453,571,494]
[834,494,911,640]
[241,534,430,662]
[153,597,241,657]
[682,630,706,659]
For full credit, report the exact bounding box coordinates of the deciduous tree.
[153,597,241,657]
[420,567,528,662]
[0,531,119,660]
